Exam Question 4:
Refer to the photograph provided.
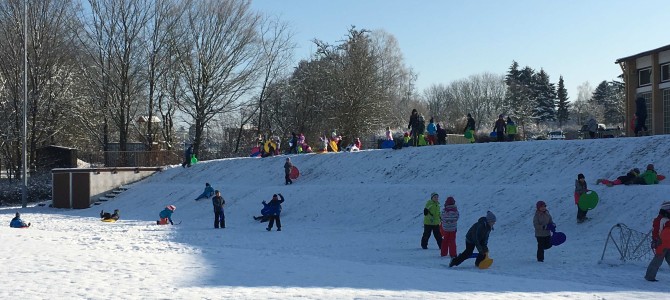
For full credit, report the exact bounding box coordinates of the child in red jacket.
[645,202,670,281]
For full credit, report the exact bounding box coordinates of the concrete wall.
[89,169,158,200]
[52,167,161,209]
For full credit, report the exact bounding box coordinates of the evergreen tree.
[590,80,625,126]
[603,80,625,126]
[591,81,609,107]
[556,76,570,127]
[531,69,556,123]
[504,62,535,134]
[504,61,521,113]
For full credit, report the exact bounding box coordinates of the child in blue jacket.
[10,212,30,228]
[157,205,176,225]
[195,183,215,201]
[264,194,285,231]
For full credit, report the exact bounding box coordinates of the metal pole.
[22,0,27,208]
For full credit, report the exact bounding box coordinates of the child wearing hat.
[440,196,459,258]
[574,173,589,223]
[264,194,285,231]
[645,202,670,281]
[195,183,215,201]
[157,205,176,225]
[421,192,443,249]
[533,201,555,262]
[9,212,30,228]
[100,209,120,221]
[638,164,660,185]
[284,158,293,185]
[449,211,496,267]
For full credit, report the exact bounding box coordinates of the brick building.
[616,44,670,136]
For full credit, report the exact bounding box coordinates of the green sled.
[578,191,599,210]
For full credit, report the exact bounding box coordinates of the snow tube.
[578,191,599,211]
[289,166,300,180]
[550,232,566,246]
[381,140,395,149]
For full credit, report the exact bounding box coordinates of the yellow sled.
[478,254,493,269]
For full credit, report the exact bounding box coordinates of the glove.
[423,208,429,216]
[651,239,661,249]
[546,223,556,232]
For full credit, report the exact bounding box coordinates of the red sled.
[290,166,300,180]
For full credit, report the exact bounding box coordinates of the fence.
[80,150,182,168]
[600,223,653,263]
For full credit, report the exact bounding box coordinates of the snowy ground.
[2,136,670,299]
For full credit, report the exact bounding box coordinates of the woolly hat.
[633,168,640,174]
[661,201,670,211]
[647,164,655,170]
[577,173,585,179]
[206,183,210,186]
[536,200,546,210]
[272,194,278,198]
[445,196,456,206]
[15,212,20,218]
[486,210,497,222]
[167,205,176,211]
[430,192,439,199]
[467,113,472,118]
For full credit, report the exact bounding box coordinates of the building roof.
[615,44,670,64]
[137,116,161,123]
[38,145,77,150]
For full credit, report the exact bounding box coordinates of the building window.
[662,64,670,82]
[639,68,652,86]
[665,89,670,134]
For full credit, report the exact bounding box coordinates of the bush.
[0,173,51,205]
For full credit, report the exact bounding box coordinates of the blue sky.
[250,0,669,101]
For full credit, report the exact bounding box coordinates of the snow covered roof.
[136,115,161,123]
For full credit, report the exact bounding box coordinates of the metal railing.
[80,150,182,168]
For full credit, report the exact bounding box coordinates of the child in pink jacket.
[440,196,459,258]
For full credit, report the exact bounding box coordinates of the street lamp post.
[22,0,27,208]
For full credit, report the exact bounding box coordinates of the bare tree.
[172,0,261,157]
[0,0,82,177]
[236,14,295,152]
[78,0,151,163]
[571,81,596,126]
[141,0,185,152]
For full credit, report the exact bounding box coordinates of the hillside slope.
[33,135,670,295]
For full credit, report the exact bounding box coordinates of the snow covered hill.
[2,136,670,299]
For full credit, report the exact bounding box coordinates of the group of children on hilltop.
[404,109,519,147]
[257,131,363,157]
